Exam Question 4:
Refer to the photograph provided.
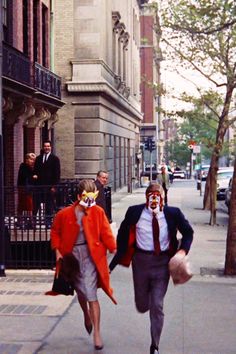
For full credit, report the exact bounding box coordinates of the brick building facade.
[2,0,63,188]
[140,4,164,170]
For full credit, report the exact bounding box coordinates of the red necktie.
[152,212,160,255]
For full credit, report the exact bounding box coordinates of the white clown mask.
[146,191,163,213]
[79,190,99,208]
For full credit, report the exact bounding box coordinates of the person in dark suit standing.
[109,183,193,354]
[94,170,109,219]
[33,140,61,227]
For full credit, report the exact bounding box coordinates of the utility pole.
[0,0,6,277]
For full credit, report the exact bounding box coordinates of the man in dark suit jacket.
[110,183,193,354]
[94,170,109,220]
[33,140,61,227]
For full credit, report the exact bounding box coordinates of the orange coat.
[51,202,117,304]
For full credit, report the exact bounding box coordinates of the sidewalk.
[0,180,236,354]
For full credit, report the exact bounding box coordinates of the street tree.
[153,0,236,225]
[166,95,223,168]
[225,156,236,275]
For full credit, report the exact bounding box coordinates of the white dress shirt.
[136,207,169,251]
[43,152,51,163]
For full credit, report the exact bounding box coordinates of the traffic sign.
[193,145,201,154]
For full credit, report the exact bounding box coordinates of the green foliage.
[160,0,236,83]
[166,140,190,168]
[166,90,231,164]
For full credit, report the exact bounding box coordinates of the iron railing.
[4,182,112,269]
[34,62,61,99]
[3,42,62,99]
[2,42,31,86]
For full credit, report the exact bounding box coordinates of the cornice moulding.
[67,81,142,121]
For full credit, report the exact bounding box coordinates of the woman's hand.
[55,249,63,262]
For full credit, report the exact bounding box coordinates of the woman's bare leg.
[77,295,92,332]
[89,300,103,348]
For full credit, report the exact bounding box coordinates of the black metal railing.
[34,62,61,99]
[3,42,62,100]
[2,42,31,86]
[3,181,112,269]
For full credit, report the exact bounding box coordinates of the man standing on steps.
[33,140,61,227]
[94,170,110,221]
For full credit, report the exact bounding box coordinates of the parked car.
[173,169,186,179]
[225,178,232,213]
[217,167,234,200]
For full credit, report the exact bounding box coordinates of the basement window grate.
[0,343,23,354]
[0,277,52,284]
[0,304,47,315]
[0,290,42,296]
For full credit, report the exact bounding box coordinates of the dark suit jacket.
[109,203,193,271]
[95,179,107,214]
[34,153,61,186]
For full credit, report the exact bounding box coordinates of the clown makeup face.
[78,190,99,208]
[146,191,163,213]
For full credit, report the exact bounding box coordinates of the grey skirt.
[72,244,98,302]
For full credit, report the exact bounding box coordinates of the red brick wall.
[12,0,23,51]
[140,15,154,124]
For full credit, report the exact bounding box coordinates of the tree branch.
[162,38,227,88]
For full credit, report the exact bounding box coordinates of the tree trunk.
[224,158,236,275]
[203,85,234,224]
[203,154,218,225]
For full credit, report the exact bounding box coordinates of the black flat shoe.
[94,344,104,350]
[85,323,93,335]
[150,344,159,354]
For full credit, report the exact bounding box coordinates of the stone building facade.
[53,0,143,191]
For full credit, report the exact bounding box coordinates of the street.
[0,180,236,354]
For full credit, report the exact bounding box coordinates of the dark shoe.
[85,322,92,335]
[94,345,104,350]
[150,344,159,354]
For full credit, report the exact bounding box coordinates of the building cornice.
[67,81,142,122]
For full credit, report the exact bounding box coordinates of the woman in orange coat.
[51,179,116,350]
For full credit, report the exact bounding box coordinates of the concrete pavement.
[0,180,236,354]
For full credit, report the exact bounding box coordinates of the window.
[42,4,47,67]
[2,0,8,41]
[23,0,28,55]
[33,1,39,62]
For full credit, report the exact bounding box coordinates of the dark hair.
[43,140,52,146]
[77,179,97,195]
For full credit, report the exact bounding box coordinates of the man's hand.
[176,249,186,257]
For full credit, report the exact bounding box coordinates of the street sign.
[193,145,201,154]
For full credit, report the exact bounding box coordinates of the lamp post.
[0,0,6,277]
